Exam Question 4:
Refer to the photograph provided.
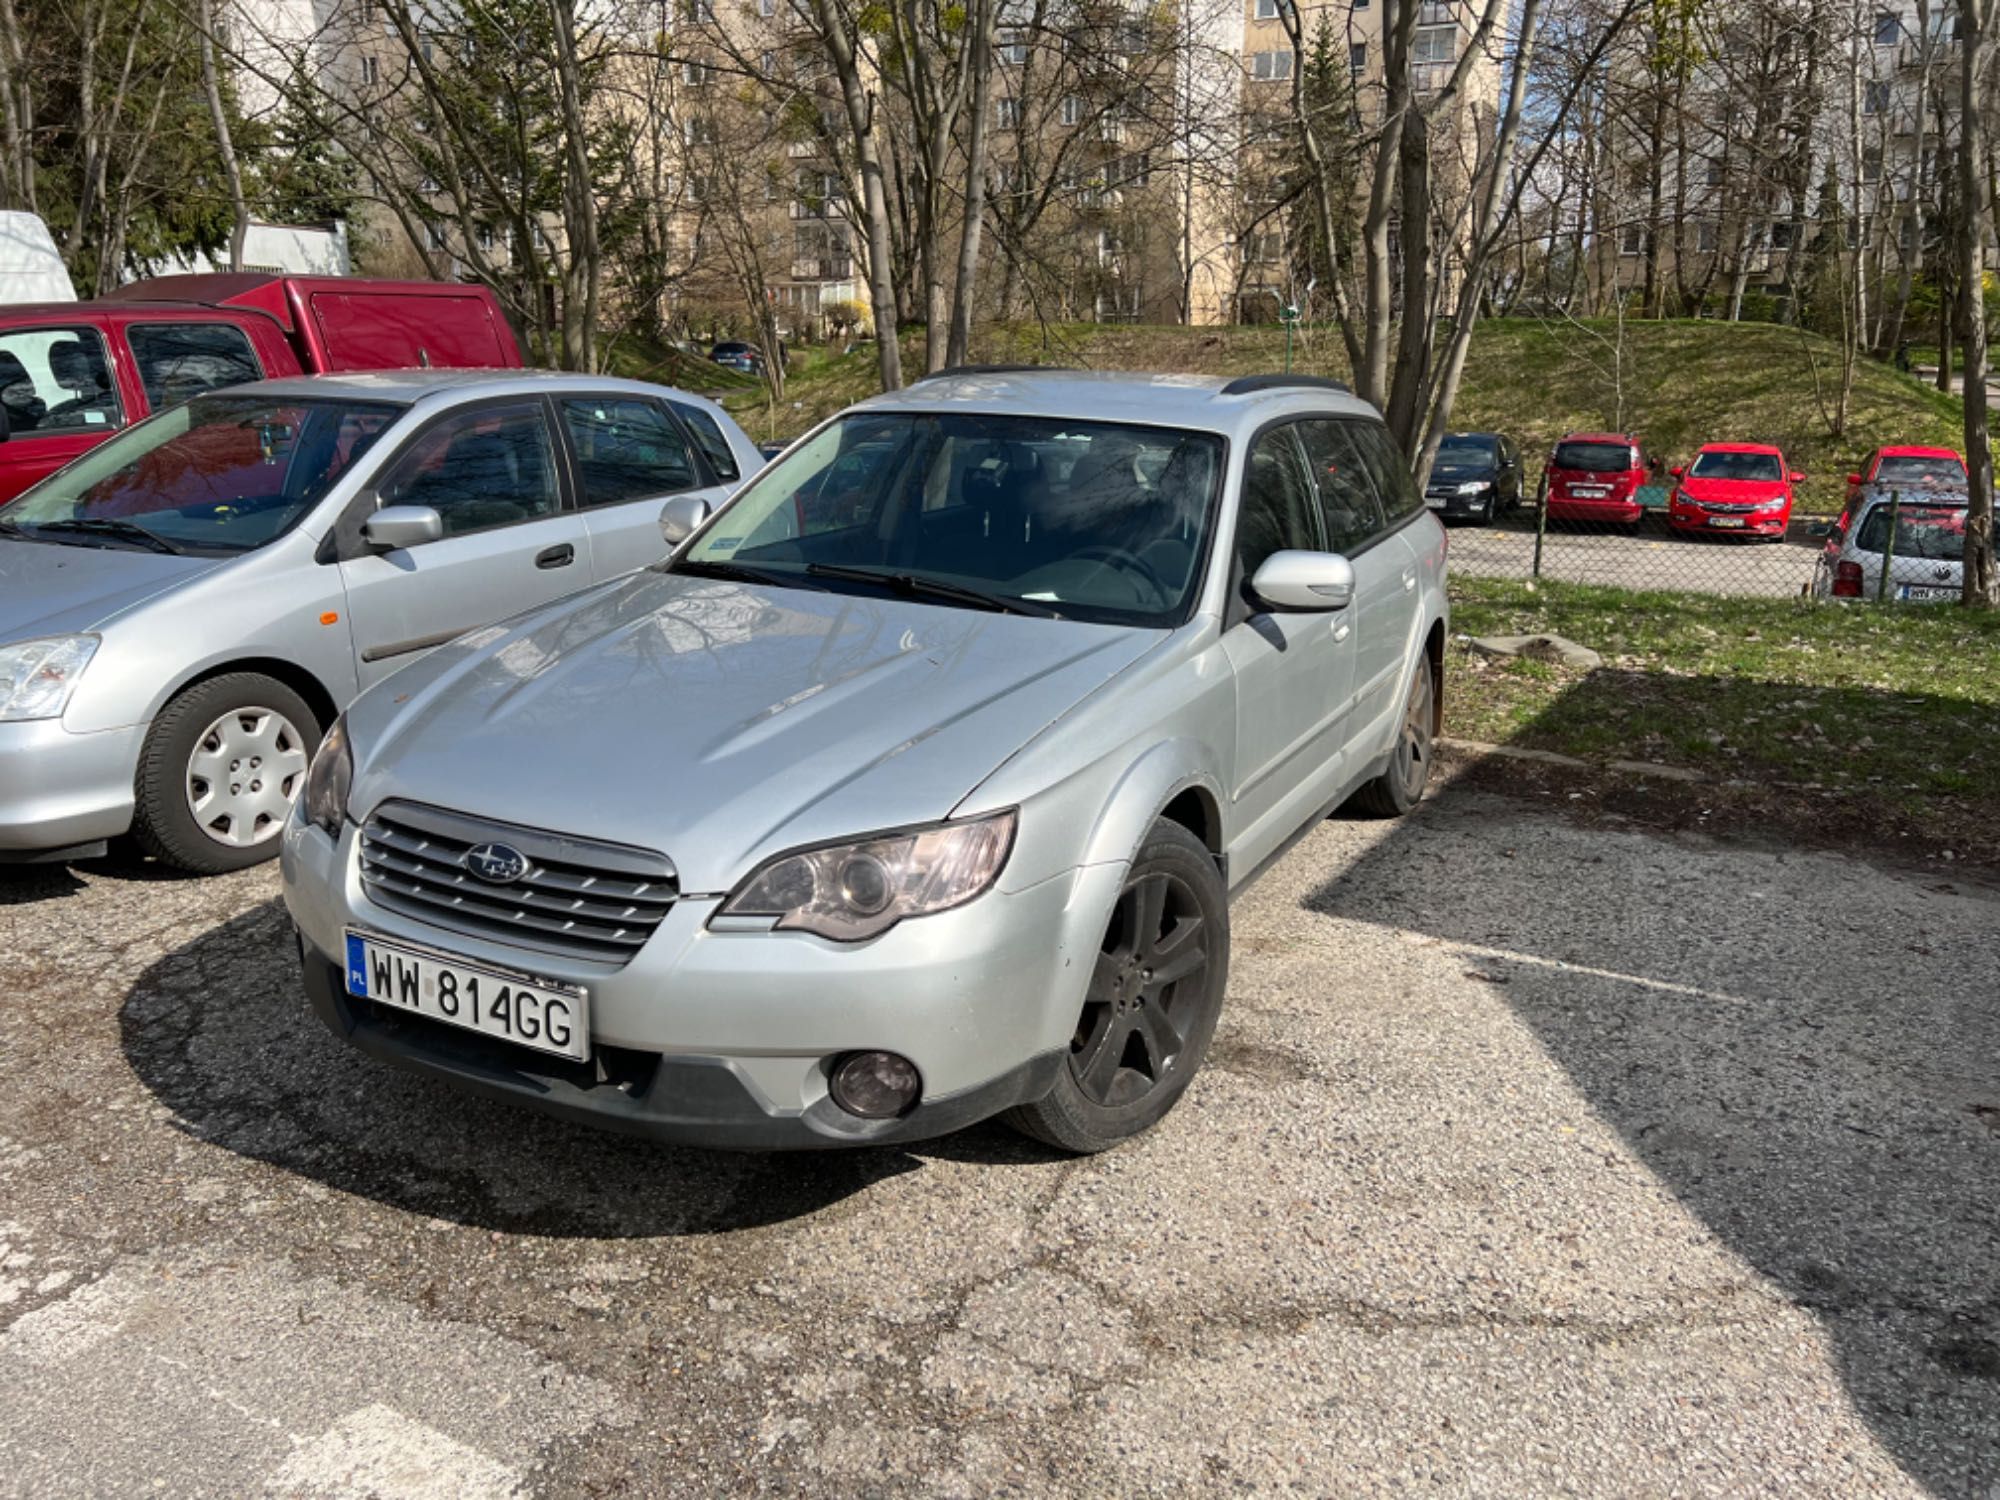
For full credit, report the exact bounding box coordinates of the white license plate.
[1569,486,1609,497]
[1710,517,1746,528]
[1426,495,1448,509]
[1899,584,1957,600]
[345,931,589,1062]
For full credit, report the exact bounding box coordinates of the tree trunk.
[814,0,902,390]
[945,0,995,367]
[1959,0,1995,603]
[197,0,249,271]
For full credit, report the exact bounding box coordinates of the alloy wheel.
[184,706,310,849]
[1069,871,1212,1107]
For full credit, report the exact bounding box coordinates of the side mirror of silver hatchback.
[1250,550,1355,611]
[659,494,712,547]
[361,504,444,550]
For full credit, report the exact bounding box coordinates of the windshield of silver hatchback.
[676,412,1224,626]
[0,395,401,556]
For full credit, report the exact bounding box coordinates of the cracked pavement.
[1,777,1996,1497]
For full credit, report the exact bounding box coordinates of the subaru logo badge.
[463,842,528,884]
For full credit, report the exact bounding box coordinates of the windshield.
[1437,435,1496,462]
[1875,454,1965,484]
[1858,503,1967,560]
[1,395,402,555]
[1550,441,1632,473]
[680,411,1224,627]
[1689,450,1783,482]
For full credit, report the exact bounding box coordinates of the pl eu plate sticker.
[346,934,369,996]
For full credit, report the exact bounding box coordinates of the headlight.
[303,716,353,838]
[0,635,98,722]
[1758,496,1788,511]
[1676,489,1697,507]
[719,810,1017,942]
[1455,481,1489,496]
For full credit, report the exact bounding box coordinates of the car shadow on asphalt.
[118,897,1058,1241]
[1,846,203,907]
[1304,765,2000,1496]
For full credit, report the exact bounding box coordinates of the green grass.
[739,319,1966,514]
[1445,576,2000,838]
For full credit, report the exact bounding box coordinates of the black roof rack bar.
[1217,373,1353,396]
[907,363,1079,383]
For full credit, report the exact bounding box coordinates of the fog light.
[829,1051,921,1119]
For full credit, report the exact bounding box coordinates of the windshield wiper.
[28,518,188,555]
[669,557,823,590]
[805,563,1062,619]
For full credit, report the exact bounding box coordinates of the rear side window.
[127,323,263,410]
[1551,440,1633,472]
[560,398,698,506]
[1295,418,1388,553]
[0,326,121,433]
[669,400,741,482]
[1235,426,1321,583]
[379,401,561,538]
[1349,422,1425,526]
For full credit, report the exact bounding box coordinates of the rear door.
[1341,421,1428,748]
[334,397,592,690]
[1221,421,1358,870]
[555,395,727,581]
[0,321,127,501]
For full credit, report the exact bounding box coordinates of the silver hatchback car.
[1811,482,1971,603]
[282,370,1449,1153]
[0,370,760,871]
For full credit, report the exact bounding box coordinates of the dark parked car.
[709,341,766,376]
[1423,432,1522,523]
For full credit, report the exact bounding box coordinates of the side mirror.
[361,504,444,550]
[1668,466,1684,479]
[1846,472,1862,485]
[1250,550,1355,612]
[658,493,712,546]
[1790,471,1806,483]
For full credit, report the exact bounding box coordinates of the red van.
[0,274,522,502]
[1542,432,1649,526]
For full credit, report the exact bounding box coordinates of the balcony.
[791,257,853,281]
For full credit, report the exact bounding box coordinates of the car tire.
[1350,658,1436,819]
[1004,818,1230,1155]
[131,673,321,874]
[1479,491,1496,525]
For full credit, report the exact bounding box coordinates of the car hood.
[1680,476,1787,503]
[346,573,1161,893]
[1429,462,1497,484]
[0,537,222,641]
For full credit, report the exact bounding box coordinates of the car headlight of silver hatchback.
[0,635,98,722]
[719,810,1017,942]
[303,716,353,837]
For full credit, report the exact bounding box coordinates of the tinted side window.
[1295,419,1388,554]
[380,402,561,539]
[1235,426,1321,584]
[560,398,697,506]
[668,400,741,482]
[0,327,121,433]
[1351,423,1424,525]
[127,323,263,410]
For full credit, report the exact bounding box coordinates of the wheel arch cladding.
[1077,740,1227,877]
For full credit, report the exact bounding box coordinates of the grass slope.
[716,319,1965,515]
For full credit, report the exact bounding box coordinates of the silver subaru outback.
[282,370,1449,1153]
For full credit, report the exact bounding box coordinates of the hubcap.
[184,706,310,849]
[1398,669,1434,800]
[1069,871,1211,1108]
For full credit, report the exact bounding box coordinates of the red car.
[0,273,522,503]
[1667,442,1801,540]
[1542,432,1649,525]
[1844,444,1965,509]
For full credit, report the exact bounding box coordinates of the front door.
[337,398,591,690]
[0,323,127,502]
[1221,422,1357,873]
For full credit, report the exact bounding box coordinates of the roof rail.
[906,363,1078,383]
[1217,373,1353,397]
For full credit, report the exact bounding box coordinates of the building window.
[1864,146,1883,181]
[356,0,374,21]
[1099,108,1125,142]
[999,29,1028,63]
[683,60,710,86]
[1873,10,1899,43]
[683,116,718,145]
[1061,94,1084,125]
[1253,0,1292,17]
[1250,49,1294,81]
[477,225,495,252]
[760,49,777,71]
[1412,27,1454,65]
[1770,219,1794,250]
[359,53,379,84]
[682,0,714,19]
[758,0,775,12]
[1244,231,1283,262]
[425,223,445,251]
[997,95,1020,128]
[1349,40,1366,73]
[1864,79,1891,114]
[1416,0,1453,22]
[1704,156,1723,187]
[1620,223,1646,256]
[1696,220,1718,252]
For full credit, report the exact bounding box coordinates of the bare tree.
[1959,0,1996,603]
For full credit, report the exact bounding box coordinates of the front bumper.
[1424,487,1496,517]
[282,813,1117,1149]
[0,718,146,858]
[1668,507,1788,536]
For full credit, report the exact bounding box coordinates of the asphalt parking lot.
[1,777,1996,1498]
[1449,514,1826,596]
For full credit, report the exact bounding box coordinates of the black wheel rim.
[1397,669,1433,800]
[1069,871,1211,1108]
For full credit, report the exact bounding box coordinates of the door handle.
[1333,620,1351,642]
[1401,570,1416,592]
[536,543,576,570]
